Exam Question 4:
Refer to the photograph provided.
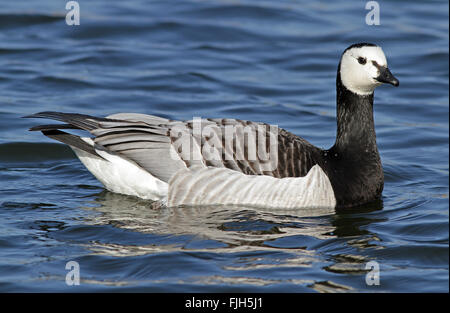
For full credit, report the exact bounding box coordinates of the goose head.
[339,43,399,96]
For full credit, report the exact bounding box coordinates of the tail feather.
[29,124,80,132]
[24,111,107,131]
[24,111,183,182]
[41,129,103,159]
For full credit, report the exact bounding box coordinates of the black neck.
[332,71,378,157]
[323,67,384,208]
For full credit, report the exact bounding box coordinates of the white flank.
[68,138,336,209]
[71,138,168,200]
[167,165,336,209]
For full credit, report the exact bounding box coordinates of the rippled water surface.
[0,0,448,292]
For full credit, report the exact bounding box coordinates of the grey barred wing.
[167,118,322,178]
[167,118,282,176]
[27,112,322,183]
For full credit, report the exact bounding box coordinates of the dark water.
[0,0,448,292]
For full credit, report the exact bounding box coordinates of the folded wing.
[26,112,324,184]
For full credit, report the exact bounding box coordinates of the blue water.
[0,0,448,292]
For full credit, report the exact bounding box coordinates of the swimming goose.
[26,43,399,209]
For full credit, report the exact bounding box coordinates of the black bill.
[376,66,399,87]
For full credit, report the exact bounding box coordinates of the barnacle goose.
[26,43,399,209]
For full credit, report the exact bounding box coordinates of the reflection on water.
[81,191,337,252]
[74,191,390,291]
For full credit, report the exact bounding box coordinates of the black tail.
[23,111,104,131]
[24,112,105,158]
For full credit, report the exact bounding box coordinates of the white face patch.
[340,45,388,95]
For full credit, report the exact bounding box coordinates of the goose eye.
[358,57,367,65]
